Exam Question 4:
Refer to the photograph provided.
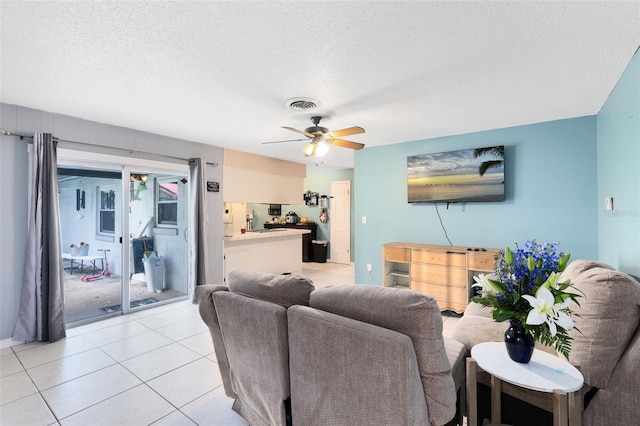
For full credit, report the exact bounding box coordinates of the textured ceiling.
[2,1,639,169]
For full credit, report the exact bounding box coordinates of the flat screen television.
[407,145,504,203]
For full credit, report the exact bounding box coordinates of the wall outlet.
[366,263,372,272]
[362,216,367,224]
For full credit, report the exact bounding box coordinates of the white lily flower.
[472,274,504,294]
[522,286,574,336]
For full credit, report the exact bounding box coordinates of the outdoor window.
[97,186,115,236]
[156,180,178,226]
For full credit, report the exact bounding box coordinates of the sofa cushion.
[226,269,315,308]
[449,302,505,354]
[560,260,640,388]
[310,285,456,426]
[444,336,466,394]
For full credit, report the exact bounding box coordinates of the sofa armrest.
[194,284,234,398]
[582,327,640,426]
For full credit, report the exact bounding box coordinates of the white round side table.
[467,341,584,426]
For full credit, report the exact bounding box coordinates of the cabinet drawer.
[384,247,410,262]
[411,281,469,308]
[411,264,467,287]
[467,253,499,271]
[411,250,466,267]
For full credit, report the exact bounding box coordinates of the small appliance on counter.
[223,209,233,237]
[285,211,299,223]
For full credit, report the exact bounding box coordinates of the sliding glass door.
[59,166,124,323]
[127,170,190,311]
[59,156,190,326]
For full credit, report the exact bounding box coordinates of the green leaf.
[493,311,512,322]
[505,247,513,265]
[488,278,509,294]
[559,253,571,271]
[527,255,535,272]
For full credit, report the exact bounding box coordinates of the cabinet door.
[411,263,467,287]
[467,253,499,272]
[411,281,468,313]
[384,246,410,262]
[412,250,466,267]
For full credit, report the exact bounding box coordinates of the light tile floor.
[0,262,460,425]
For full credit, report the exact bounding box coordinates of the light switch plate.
[605,197,614,211]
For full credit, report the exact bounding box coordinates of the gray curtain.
[189,158,209,301]
[13,133,66,342]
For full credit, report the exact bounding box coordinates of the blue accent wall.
[597,47,640,278]
[354,117,598,284]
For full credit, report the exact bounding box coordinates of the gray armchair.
[211,269,315,426]
[288,285,466,426]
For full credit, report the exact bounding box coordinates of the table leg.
[553,390,568,426]
[466,357,478,426]
[491,375,502,424]
[568,390,582,426]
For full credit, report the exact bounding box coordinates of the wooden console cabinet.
[383,243,501,313]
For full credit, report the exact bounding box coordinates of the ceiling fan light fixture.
[303,143,316,156]
[316,140,329,157]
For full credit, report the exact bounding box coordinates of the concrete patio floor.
[63,271,185,324]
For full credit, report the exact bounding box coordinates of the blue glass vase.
[504,319,535,363]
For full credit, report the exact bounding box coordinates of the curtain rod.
[1,128,219,167]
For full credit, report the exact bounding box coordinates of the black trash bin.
[312,240,328,263]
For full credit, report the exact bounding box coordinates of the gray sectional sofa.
[196,269,466,426]
[196,260,639,426]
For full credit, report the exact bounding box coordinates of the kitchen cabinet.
[264,222,317,262]
[383,243,500,313]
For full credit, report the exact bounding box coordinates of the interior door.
[330,180,351,264]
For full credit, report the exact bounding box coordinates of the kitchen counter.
[263,222,318,262]
[223,228,311,277]
[223,228,310,242]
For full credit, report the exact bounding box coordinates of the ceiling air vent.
[285,97,321,112]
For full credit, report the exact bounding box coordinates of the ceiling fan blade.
[327,126,365,138]
[328,138,365,150]
[282,126,314,138]
[261,138,307,145]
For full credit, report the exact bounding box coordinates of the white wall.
[0,103,225,340]
[223,148,305,204]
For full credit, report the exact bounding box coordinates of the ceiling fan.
[262,116,365,157]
